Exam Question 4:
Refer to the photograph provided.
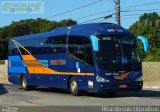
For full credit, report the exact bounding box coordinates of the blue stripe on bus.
[9,67,27,73]
[10,60,26,67]
[8,56,27,67]
[8,56,22,61]
[38,60,48,67]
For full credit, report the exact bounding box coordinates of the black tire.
[21,75,30,91]
[69,77,79,96]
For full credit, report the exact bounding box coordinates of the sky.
[0,0,160,29]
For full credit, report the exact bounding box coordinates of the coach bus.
[8,23,148,96]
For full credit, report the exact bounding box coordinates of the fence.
[0,60,8,80]
[142,62,160,84]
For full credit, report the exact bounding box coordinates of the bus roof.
[12,23,132,41]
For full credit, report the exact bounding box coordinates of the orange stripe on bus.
[114,72,131,80]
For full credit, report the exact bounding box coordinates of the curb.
[0,82,11,84]
[0,80,11,84]
[143,86,160,89]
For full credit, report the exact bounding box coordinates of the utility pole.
[115,0,121,25]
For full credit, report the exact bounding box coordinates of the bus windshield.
[96,35,141,70]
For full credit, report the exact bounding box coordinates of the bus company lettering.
[50,59,66,65]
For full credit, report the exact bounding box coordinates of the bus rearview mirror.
[90,35,99,52]
[136,36,149,52]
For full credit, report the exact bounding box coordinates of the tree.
[129,12,160,61]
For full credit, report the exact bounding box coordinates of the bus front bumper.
[94,81,143,93]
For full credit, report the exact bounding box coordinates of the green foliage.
[129,12,160,62]
[0,18,77,59]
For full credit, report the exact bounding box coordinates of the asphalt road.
[0,84,160,112]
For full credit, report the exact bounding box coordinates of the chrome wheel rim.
[71,80,77,92]
[22,77,26,88]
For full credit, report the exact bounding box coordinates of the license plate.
[119,84,127,88]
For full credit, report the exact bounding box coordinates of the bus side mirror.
[136,36,149,52]
[90,35,99,52]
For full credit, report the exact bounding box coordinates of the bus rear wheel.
[21,75,33,91]
[69,77,79,96]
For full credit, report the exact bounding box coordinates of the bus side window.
[85,39,94,66]
[26,40,35,54]
[35,38,47,54]
[68,36,93,66]
[15,48,19,55]
[12,42,17,55]
[19,40,32,55]
[68,36,85,61]
[9,41,14,55]
[48,36,66,53]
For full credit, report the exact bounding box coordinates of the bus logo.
[50,59,66,66]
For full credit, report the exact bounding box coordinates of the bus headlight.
[135,76,143,81]
[96,76,110,82]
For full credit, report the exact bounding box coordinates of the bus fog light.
[96,76,110,82]
[135,76,143,81]
[88,80,93,88]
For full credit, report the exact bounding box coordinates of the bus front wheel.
[69,77,79,96]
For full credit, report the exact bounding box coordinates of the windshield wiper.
[119,40,125,62]
[114,40,121,64]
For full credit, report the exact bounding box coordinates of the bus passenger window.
[26,40,35,54]
[48,36,66,53]
[84,39,94,66]
[85,45,94,66]
[68,36,85,61]
[35,38,47,54]
[18,41,28,55]
[68,36,94,66]
[8,41,14,55]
